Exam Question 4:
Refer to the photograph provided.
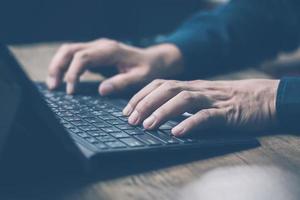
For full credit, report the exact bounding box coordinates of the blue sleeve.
[162,0,300,78]
[276,77,300,132]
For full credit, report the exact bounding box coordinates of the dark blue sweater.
[164,0,300,131]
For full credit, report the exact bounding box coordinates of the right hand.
[47,38,184,96]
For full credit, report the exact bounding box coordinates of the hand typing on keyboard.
[46,38,183,96]
[123,79,279,137]
[39,83,194,150]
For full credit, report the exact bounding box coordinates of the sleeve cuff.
[276,77,300,132]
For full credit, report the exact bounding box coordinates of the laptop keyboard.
[37,84,197,151]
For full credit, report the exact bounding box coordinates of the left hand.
[122,79,280,136]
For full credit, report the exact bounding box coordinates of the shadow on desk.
[0,140,258,200]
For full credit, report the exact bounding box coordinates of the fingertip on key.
[128,110,140,125]
[99,82,114,96]
[172,125,185,136]
[143,115,156,129]
[47,77,57,90]
[66,83,75,95]
[123,104,133,116]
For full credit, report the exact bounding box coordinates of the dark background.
[0,0,209,44]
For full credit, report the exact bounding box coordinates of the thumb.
[99,71,143,96]
[172,109,225,137]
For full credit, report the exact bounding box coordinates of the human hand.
[123,79,280,136]
[46,38,183,95]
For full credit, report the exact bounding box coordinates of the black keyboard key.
[120,138,144,147]
[70,110,81,114]
[115,124,135,130]
[89,99,101,105]
[71,121,89,126]
[148,131,181,145]
[101,127,120,133]
[77,132,90,138]
[159,123,173,130]
[79,125,98,131]
[85,137,99,144]
[98,114,116,121]
[68,127,82,134]
[125,129,144,135]
[110,132,130,138]
[87,131,105,137]
[111,112,123,117]
[165,137,181,144]
[135,134,162,146]
[96,135,116,142]
[56,111,71,117]
[118,117,128,122]
[181,137,197,143]
[97,103,112,109]
[62,122,73,129]
[105,108,120,113]
[92,122,110,128]
[166,120,178,125]
[63,116,81,122]
[95,142,108,149]
[105,141,126,148]
[83,117,98,123]
[160,129,173,135]
[108,119,126,125]
[91,110,107,116]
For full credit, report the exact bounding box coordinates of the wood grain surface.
[3,43,300,200]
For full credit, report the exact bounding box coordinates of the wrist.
[144,43,184,78]
[269,79,280,129]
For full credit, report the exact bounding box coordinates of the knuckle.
[187,80,204,86]
[65,74,77,83]
[48,66,58,76]
[153,109,164,119]
[163,80,181,93]
[97,38,119,48]
[135,101,151,115]
[59,43,75,55]
[151,79,164,85]
[128,96,139,107]
[60,43,72,51]
[168,81,182,93]
[187,117,198,128]
[201,110,213,121]
[74,51,89,64]
[96,38,112,43]
[180,91,194,102]
[56,44,76,59]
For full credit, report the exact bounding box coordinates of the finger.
[47,43,87,89]
[143,91,200,130]
[172,109,225,137]
[128,80,184,125]
[98,70,144,96]
[65,41,126,94]
[122,79,165,116]
[64,49,98,94]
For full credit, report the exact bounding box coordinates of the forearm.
[162,0,300,78]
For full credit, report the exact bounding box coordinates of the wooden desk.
[5,43,300,200]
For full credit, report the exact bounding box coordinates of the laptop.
[0,44,259,182]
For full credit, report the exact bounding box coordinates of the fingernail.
[128,110,140,125]
[143,115,156,129]
[172,125,185,136]
[67,83,75,94]
[100,82,114,96]
[47,77,56,90]
[123,104,133,116]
